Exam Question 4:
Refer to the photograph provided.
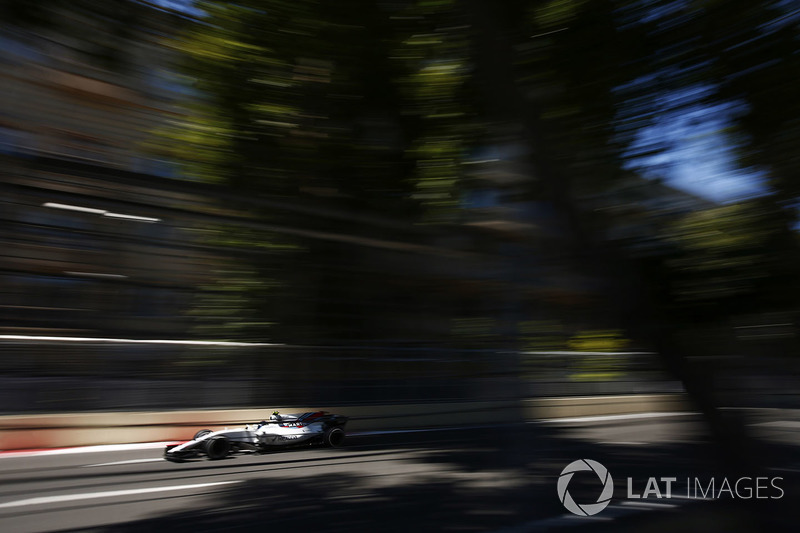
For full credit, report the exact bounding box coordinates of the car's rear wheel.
[324,427,345,448]
[194,429,213,440]
[204,436,231,460]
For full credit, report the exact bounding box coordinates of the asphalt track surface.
[1,413,798,532]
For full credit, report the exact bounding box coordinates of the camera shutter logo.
[557,459,614,516]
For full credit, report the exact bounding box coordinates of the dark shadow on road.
[47,419,799,532]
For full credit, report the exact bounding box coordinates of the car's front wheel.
[324,427,345,448]
[204,436,231,460]
[194,429,213,440]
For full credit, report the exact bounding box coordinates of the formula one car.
[164,411,348,462]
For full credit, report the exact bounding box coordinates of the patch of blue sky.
[615,0,691,30]
[760,1,800,34]
[138,0,204,18]
[0,32,47,64]
[623,92,770,204]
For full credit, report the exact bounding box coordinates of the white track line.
[0,481,242,510]
[753,420,800,428]
[84,458,166,467]
[0,442,178,459]
[620,501,678,509]
[0,334,277,346]
[349,425,504,437]
[537,411,698,424]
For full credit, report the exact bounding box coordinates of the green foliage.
[191,226,302,251]
[148,109,236,184]
[188,267,278,341]
[451,317,498,341]
[391,2,477,222]
[563,329,632,381]
[567,330,630,352]
[40,0,800,349]
[159,0,483,339]
[667,201,784,303]
[515,0,643,215]
[569,353,629,381]
[518,320,569,351]
[533,0,588,29]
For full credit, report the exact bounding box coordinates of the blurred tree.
[10,1,800,463]
[517,0,645,221]
[667,201,797,311]
[599,0,800,474]
[390,1,479,222]
[162,0,800,344]
[158,0,480,341]
[416,0,800,477]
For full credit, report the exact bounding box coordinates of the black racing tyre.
[194,429,213,440]
[204,435,231,460]
[324,427,345,448]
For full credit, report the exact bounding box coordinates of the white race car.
[164,411,348,461]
